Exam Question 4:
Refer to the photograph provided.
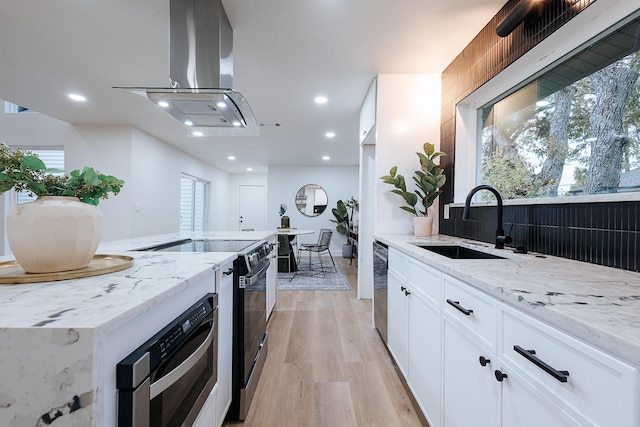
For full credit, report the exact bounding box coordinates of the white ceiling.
[1,0,505,174]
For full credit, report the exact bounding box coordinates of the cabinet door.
[501,368,581,427]
[443,317,499,427]
[408,290,441,427]
[216,262,234,426]
[388,269,409,375]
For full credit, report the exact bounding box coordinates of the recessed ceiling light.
[68,94,86,102]
[322,156,330,161]
[314,96,328,104]
[232,121,242,127]
[227,155,236,160]
[247,167,253,172]
[184,120,193,126]
[325,131,336,138]
[158,101,169,108]
[192,131,204,137]
[216,101,226,109]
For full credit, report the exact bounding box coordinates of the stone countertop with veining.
[0,230,275,331]
[376,234,640,367]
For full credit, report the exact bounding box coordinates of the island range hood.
[118,0,259,137]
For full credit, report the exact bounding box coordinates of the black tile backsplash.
[441,201,640,272]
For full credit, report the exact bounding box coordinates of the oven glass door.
[242,260,268,384]
[150,317,217,427]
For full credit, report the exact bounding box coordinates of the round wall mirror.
[295,184,328,217]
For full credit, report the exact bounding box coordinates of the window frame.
[180,173,210,232]
[453,6,640,205]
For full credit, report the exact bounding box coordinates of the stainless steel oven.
[116,293,218,427]
[134,237,273,422]
[226,241,272,421]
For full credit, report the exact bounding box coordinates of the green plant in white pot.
[0,143,124,273]
[380,142,446,237]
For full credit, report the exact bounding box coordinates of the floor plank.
[225,257,427,427]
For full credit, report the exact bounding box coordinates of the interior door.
[238,185,266,231]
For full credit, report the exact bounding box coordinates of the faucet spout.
[463,185,510,249]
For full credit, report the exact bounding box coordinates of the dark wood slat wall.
[437,0,640,273]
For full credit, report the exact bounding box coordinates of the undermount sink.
[414,244,506,260]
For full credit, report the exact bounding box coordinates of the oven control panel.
[116,293,218,390]
[158,304,209,360]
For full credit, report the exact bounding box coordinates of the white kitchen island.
[0,231,275,427]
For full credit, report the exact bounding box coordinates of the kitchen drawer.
[443,276,496,350]
[500,306,639,427]
[409,260,441,307]
[389,248,409,280]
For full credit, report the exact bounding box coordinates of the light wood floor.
[226,257,427,427]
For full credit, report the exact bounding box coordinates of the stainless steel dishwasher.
[373,240,388,345]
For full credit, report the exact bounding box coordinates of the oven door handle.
[149,320,215,399]
[239,259,270,288]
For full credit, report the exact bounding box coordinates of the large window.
[12,148,64,205]
[180,174,209,232]
[479,15,640,200]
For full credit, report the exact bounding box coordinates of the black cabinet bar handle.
[404,290,411,296]
[513,345,570,383]
[401,286,406,292]
[223,268,234,276]
[446,299,474,315]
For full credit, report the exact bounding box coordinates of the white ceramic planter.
[6,196,102,273]
[413,216,434,238]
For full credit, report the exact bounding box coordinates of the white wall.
[374,74,442,235]
[0,109,232,247]
[267,165,359,252]
[228,173,268,230]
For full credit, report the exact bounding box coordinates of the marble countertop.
[376,234,640,367]
[0,231,275,331]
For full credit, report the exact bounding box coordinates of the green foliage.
[330,196,358,236]
[380,142,446,217]
[481,152,544,199]
[279,203,287,217]
[0,143,124,206]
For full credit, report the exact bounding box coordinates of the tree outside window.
[479,18,640,200]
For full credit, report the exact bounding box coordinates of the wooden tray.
[0,254,134,284]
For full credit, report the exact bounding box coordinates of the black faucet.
[463,185,512,249]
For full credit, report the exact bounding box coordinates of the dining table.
[276,229,314,273]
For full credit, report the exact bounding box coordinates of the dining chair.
[298,228,336,276]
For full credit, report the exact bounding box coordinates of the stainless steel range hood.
[117,0,259,137]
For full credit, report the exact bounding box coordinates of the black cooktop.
[138,239,258,253]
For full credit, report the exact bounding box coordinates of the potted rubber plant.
[380,142,445,237]
[0,143,124,273]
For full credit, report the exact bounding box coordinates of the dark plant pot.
[280,216,290,228]
[342,243,353,258]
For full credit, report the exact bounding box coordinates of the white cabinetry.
[387,255,409,374]
[443,317,499,427]
[216,261,234,426]
[388,249,442,427]
[384,245,640,427]
[500,305,639,427]
[443,276,499,427]
[359,78,377,144]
